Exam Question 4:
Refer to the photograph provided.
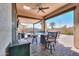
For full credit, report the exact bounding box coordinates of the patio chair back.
[47,32,58,43]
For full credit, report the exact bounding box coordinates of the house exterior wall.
[0,3,12,55]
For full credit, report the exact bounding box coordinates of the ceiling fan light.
[23,5,31,10]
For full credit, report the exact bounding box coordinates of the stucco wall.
[0,3,12,56]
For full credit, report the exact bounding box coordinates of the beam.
[44,4,77,20]
[17,15,43,20]
[33,20,42,24]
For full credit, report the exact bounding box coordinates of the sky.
[46,11,74,28]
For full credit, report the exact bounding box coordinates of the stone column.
[33,24,34,34]
[45,23,48,32]
[12,4,17,44]
[41,20,45,32]
[74,4,79,48]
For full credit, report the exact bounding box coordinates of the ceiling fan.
[32,3,50,13]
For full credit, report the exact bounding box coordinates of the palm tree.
[50,22,55,29]
[62,25,68,34]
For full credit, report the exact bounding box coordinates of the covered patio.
[9,3,79,56]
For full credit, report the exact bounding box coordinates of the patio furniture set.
[7,32,59,56]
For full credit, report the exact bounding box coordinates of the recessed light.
[21,23,27,25]
[23,5,31,10]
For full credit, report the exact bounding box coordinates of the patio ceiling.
[16,3,68,24]
[16,3,67,19]
[18,17,40,24]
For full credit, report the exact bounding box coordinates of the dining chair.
[32,35,38,44]
[45,32,58,54]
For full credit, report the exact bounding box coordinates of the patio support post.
[74,4,79,48]
[33,24,34,34]
[12,3,17,44]
[41,20,45,32]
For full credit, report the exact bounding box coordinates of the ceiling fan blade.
[37,9,40,13]
[41,10,45,13]
[34,3,42,9]
[32,3,41,10]
[42,7,49,9]
[32,7,37,10]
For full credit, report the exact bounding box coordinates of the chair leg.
[36,38,37,44]
[50,44,53,54]
[47,43,50,48]
[53,44,55,51]
[50,43,56,54]
[44,42,47,49]
[32,38,38,44]
[32,38,34,44]
[53,42,56,51]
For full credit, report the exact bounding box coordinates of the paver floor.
[29,34,79,56]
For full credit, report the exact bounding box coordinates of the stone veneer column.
[74,4,79,48]
[41,20,45,32]
[12,4,17,44]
